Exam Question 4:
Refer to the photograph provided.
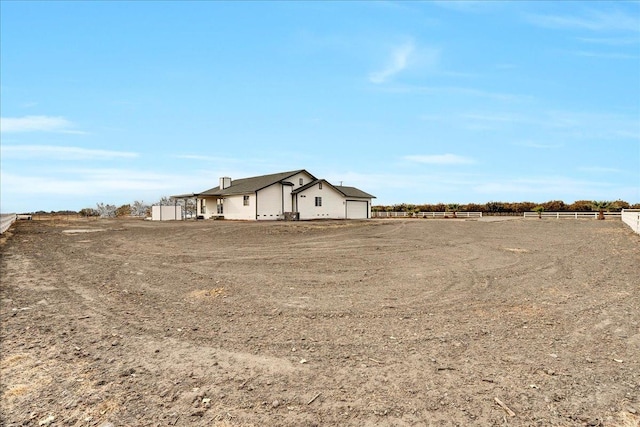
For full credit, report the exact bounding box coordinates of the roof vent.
[220,177,231,189]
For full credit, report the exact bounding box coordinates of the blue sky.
[1,1,639,213]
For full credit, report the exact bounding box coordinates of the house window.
[200,200,206,214]
[299,178,303,185]
[315,197,322,207]
[243,195,249,206]
[217,200,223,214]
[318,182,322,190]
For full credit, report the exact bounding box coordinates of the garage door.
[346,200,368,219]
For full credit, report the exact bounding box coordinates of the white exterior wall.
[198,197,217,218]
[256,185,284,220]
[200,195,255,220]
[221,194,255,220]
[296,184,346,220]
[152,205,183,221]
[255,171,314,220]
[288,171,315,189]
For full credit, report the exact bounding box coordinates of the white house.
[175,169,375,220]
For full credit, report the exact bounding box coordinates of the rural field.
[1,217,639,427]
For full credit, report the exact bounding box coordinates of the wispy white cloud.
[573,50,638,60]
[404,154,476,165]
[420,111,529,130]
[322,169,479,201]
[461,112,522,123]
[0,115,85,134]
[176,154,230,161]
[515,142,563,149]
[0,165,277,212]
[458,112,526,131]
[418,114,447,122]
[418,109,639,140]
[1,145,138,160]
[0,169,182,198]
[369,41,421,84]
[433,1,496,13]
[387,84,527,102]
[527,9,640,33]
[544,110,640,140]
[578,166,625,174]
[472,175,617,198]
[175,154,283,171]
[577,36,640,45]
[469,174,640,202]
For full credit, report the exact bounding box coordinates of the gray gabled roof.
[292,179,375,199]
[334,185,376,199]
[198,170,315,197]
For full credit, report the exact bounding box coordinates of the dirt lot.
[1,218,639,427]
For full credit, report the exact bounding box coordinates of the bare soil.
[1,218,639,427]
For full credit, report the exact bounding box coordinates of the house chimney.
[220,177,232,189]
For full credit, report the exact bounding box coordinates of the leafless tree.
[95,203,116,218]
[131,200,150,217]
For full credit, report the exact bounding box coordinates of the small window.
[318,182,322,190]
[243,195,249,206]
[315,197,322,207]
[299,178,303,185]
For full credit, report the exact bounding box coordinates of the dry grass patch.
[503,247,529,253]
[4,384,29,398]
[1,352,56,398]
[506,304,545,317]
[1,353,29,367]
[1,353,36,403]
[61,228,106,234]
[188,287,226,301]
[614,411,640,427]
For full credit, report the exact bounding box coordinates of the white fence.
[523,211,622,219]
[0,214,17,234]
[373,211,625,221]
[621,209,640,234]
[373,211,483,218]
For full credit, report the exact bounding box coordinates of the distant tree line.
[27,198,639,218]
[372,200,639,214]
[28,196,197,219]
[76,197,197,218]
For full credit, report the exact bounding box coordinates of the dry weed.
[1,353,29,367]
[503,247,529,253]
[188,287,225,301]
[612,411,640,427]
[3,384,29,398]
